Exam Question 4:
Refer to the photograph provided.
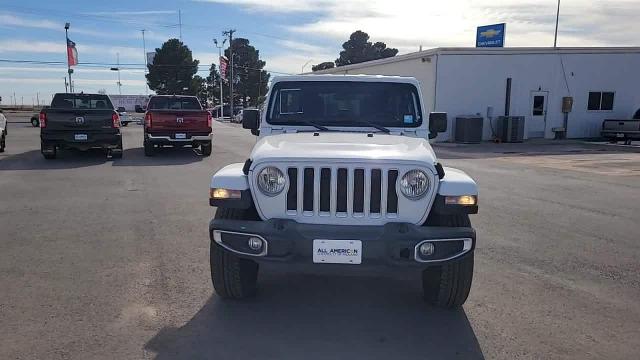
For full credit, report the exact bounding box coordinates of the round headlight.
[257,166,286,196]
[400,169,430,199]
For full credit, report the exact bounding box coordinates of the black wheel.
[31,117,39,127]
[110,139,123,159]
[201,141,212,157]
[41,142,56,159]
[143,140,154,157]
[122,122,128,127]
[422,214,474,309]
[210,207,259,299]
[0,132,5,152]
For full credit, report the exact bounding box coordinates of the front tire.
[210,207,259,299]
[31,117,39,127]
[422,214,474,308]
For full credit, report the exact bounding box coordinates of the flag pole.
[65,22,73,93]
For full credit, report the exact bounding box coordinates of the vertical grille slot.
[320,168,331,212]
[286,168,297,211]
[336,168,348,213]
[303,168,314,212]
[370,169,382,214]
[353,169,365,213]
[387,170,399,214]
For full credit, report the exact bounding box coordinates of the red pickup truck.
[143,95,212,156]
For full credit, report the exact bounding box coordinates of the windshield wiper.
[296,120,329,131]
[346,120,391,133]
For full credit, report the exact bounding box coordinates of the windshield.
[267,81,422,128]
[51,94,114,109]
[148,96,202,110]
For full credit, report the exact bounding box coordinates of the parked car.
[117,107,132,126]
[601,108,640,145]
[0,109,6,152]
[39,93,123,159]
[208,75,479,308]
[232,109,243,123]
[143,95,212,157]
[135,104,146,113]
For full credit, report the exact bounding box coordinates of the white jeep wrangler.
[209,75,478,308]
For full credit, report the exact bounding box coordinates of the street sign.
[476,23,506,47]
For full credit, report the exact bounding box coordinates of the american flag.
[67,39,78,67]
[219,56,228,80]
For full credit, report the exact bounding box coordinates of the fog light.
[248,237,263,251]
[419,242,435,257]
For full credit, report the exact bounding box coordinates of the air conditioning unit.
[455,116,483,143]
[497,116,525,143]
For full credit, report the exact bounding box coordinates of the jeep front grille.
[285,166,399,218]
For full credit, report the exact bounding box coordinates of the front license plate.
[175,133,187,139]
[74,134,88,141]
[616,133,625,138]
[313,240,362,264]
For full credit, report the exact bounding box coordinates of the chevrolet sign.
[476,23,506,47]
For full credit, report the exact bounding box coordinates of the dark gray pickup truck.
[601,108,640,145]
[40,93,123,159]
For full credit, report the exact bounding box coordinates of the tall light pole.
[141,29,149,95]
[213,38,227,118]
[302,59,313,74]
[65,22,73,93]
[223,29,236,116]
[553,0,561,47]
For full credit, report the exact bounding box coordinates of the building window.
[587,91,615,111]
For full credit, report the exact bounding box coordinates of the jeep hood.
[250,132,437,165]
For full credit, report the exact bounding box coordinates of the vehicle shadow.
[0,149,109,170]
[145,273,484,360]
[112,147,204,166]
[433,142,639,160]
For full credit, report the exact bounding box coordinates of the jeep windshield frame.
[266,81,423,129]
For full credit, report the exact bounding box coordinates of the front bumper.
[209,218,475,269]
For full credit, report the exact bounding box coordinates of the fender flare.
[211,163,250,190]
[437,167,478,196]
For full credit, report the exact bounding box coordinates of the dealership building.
[313,47,640,141]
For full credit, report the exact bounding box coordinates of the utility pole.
[213,38,227,118]
[142,29,149,95]
[65,22,73,93]
[36,92,39,106]
[116,53,122,95]
[178,10,183,41]
[223,29,236,117]
[553,0,561,47]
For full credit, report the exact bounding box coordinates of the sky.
[1,0,638,105]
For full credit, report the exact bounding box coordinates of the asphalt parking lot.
[1,112,639,359]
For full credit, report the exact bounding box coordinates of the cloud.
[81,10,177,16]
[194,0,334,13]
[0,12,172,41]
[203,0,640,50]
[0,40,144,61]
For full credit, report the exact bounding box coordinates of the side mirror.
[428,112,447,139]
[242,109,260,135]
